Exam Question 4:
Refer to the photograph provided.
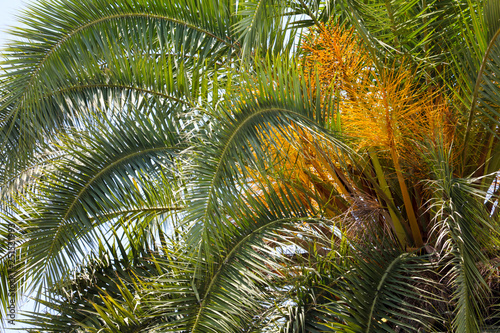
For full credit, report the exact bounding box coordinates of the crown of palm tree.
[1,0,500,332]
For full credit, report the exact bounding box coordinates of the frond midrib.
[45,144,179,262]
[190,216,313,332]
[200,105,313,230]
[365,252,407,332]
[463,25,500,152]
[27,11,238,90]
[44,83,196,108]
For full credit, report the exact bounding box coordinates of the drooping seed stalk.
[391,147,424,247]
[369,148,408,246]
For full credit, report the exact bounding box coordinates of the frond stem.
[365,252,407,331]
[44,83,195,108]
[190,216,314,332]
[201,106,314,230]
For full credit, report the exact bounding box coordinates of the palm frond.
[21,234,165,331]
[339,0,464,74]
[0,0,239,168]
[325,247,441,332]
[5,105,183,305]
[424,140,498,332]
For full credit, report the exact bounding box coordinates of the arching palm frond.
[442,0,500,178]
[21,234,167,332]
[3,0,500,331]
[338,0,465,75]
[0,0,239,171]
[5,105,184,304]
[324,247,441,333]
[423,141,500,333]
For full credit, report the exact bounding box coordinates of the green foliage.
[1,0,500,332]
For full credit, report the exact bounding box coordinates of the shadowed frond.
[423,140,499,333]
[325,247,442,332]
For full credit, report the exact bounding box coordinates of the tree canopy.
[1,0,500,332]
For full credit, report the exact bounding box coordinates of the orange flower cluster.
[302,24,456,164]
[302,24,368,93]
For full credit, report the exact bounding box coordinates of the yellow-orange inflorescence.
[242,24,458,247]
[244,124,346,219]
[299,23,460,246]
[302,24,369,93]
[302,24,456,164]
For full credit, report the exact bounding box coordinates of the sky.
[0,0,32,48]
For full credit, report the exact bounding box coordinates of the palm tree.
[2,0,500,331]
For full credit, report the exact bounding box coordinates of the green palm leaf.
[424,141,498,332]
[0,0,239,169]
[6,105,183,303]
[325,247,441,332]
